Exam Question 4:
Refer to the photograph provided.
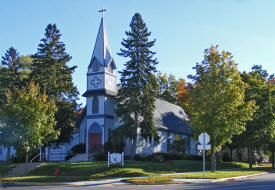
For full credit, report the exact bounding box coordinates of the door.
[89,133,102,153]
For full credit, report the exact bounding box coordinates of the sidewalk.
[61,171,268,187]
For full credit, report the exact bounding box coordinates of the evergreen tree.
[116,13,159,158]
[0,47,24,105]
[30,24,79,144]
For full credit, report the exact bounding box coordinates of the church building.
[75,12,197,160]
[0,11,197,162]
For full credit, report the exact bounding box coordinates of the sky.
[1,0,275,105]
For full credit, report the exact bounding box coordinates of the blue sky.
[1,0,275,105]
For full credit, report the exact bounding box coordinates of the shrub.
[93,152,108,161]
[65,151,76,161]
[71,143,86,154]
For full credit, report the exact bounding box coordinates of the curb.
[211,172,268,182]
[1,171,270,186]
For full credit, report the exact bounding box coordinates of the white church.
[0,12,197,162]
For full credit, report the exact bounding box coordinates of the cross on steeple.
[91,76,101,88]
[98,6,106,19]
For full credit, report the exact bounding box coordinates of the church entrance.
[88,133,102,153]
[88,122,103,153]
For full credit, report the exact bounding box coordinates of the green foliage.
[71,143,86,154]
[157,72,180,104]
[188,45,257,170]
[30,24,79,144]
[230,66,274,167]
[116,13,159,152]
[5,83,59,154]
[104,127,125,153]
[0,47,24,105]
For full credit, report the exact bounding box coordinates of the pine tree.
[116,13,159,158]
[30,24,79,144]
[0,47,24,105]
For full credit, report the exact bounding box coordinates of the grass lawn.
[124,169,273,184]
[1,160,252,183]
[0,162,16,176]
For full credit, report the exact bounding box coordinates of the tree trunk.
[230,147,233,162]
[6,145,11,163]
[248,147,253,168]
[41,146,45,162]
[25,152,29,174]
[272,148,274,169]
[47,146,50,161]
[211,149,216,171]
[130,139,136,160]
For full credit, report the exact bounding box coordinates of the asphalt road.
[1,172,275,190]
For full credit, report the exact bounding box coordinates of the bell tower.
[83,7,117,154]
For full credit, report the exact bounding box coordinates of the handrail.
[30,153,41,163]
[28,153,42,172]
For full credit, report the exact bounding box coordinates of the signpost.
[107,152,124,167]
[197,132,211,177]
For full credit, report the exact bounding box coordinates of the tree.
[156,72,179,104]
[177,78,191,114]
[0,47,24,105]
[229,67,275,168]
[188,45,257,171]
[0,47,28,161]
[116,13,159,158]
[30,24,79,145]
[5,83,58,173]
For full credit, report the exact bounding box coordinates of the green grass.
[0,162,16,176]
[1,160,253,183]
[124,169,272,184]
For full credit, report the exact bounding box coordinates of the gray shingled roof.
[154,99,193,136]
[77,98,193,136]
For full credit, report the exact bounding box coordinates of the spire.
[89,7,114,68]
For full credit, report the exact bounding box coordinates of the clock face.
[91,76,101,88]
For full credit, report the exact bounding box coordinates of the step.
[69,153,88,162]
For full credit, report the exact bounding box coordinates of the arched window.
[92,61,99,72]
[92,96,99,114]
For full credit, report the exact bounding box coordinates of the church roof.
[77,98,193,136]
[154,99,193,136]
[89,17,114,68]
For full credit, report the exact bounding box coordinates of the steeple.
[89,7,114,68]
[84,7,117,97]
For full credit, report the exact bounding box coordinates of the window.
[92,96,99,114]
[92,61,99,72]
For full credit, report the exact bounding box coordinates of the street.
[1,172,275,190]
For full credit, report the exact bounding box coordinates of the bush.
[71,143,86,154]
[65,151,76,161]
[93,152,108,161]
[134,153,185,162]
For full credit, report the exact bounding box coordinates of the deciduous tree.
[188,45,257,171]
[6,83,58,172]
